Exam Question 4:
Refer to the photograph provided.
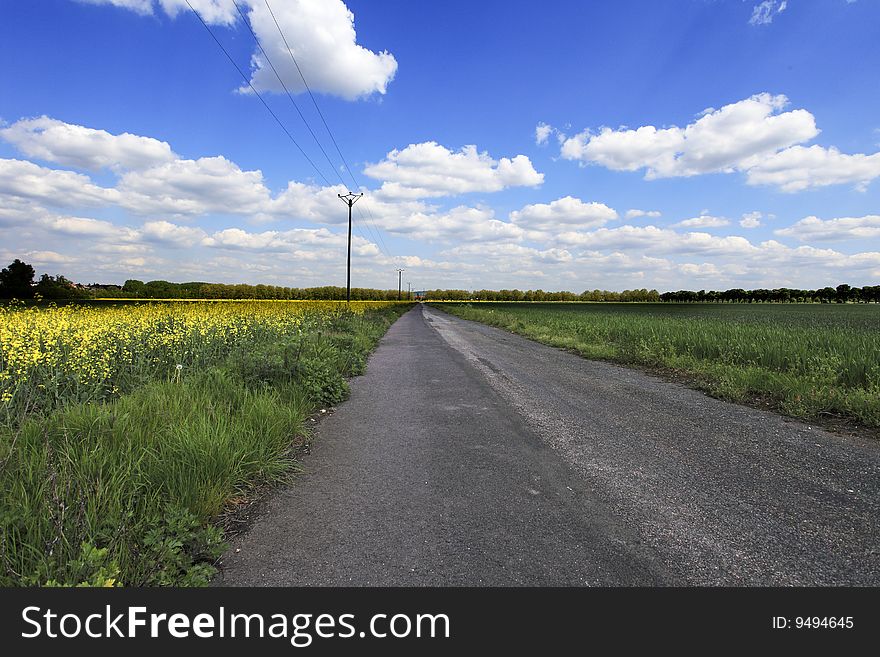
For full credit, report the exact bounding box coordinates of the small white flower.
[176,364,183,371]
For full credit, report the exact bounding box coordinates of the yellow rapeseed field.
[0,300,397,414]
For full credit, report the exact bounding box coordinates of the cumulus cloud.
[557,92,880,192]
[42,214,137,240]
[140,220,208,246]
[242,0,397,99]
[749,0,787,26]
[560,93,817,179]
[270,181,349,223]
[117,156,273,215]
[77,0,154,15]
[556,225,758,257]
[509,196,617,231]
[774,215,880,242]
[745,145,880,192]
[625,209,661,220]
[34,209,205,249]
[674,213,730,229]
[535,122,554,146]
[389,206,526,244]
[76,0,396,100]
[0,116,176,171]
[202,226,378,257]
[442,243,573,264]
[544,224,880,286]
[365,142,544,199]
[0,158,119,207]
[740,211,762,228]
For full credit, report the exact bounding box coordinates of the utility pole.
[396,268,404,301]
[337,192,363,303]
[407,282,412,301]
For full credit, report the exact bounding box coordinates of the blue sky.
[1,0,879,292]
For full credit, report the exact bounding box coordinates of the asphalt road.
[218,304,880,586]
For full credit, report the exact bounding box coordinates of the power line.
[231,0,344,188]
[231,1,390,261]
[183,0,332,188]
[184,1,374,257]
[262,0,394,262]
[186,0,390,280]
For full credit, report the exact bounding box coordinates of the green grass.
[0,304,411,586]
[431,302,880,429]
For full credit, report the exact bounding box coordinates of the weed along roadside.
[0,300,413,586]
[430,302,880,434]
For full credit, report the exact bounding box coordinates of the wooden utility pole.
[396,268,404,301]
[337,192,363,302]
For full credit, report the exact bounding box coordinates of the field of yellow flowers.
[0,300,398,423]
[0,300,410,586]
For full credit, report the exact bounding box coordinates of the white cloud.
[33,208,203,249]
[43,214,136,240]
[749,0,787,26]
[557,92,880,193]
[0,116,176,171]
[745,145,880,192]
[157,0,238,24]
[545,224,880,286]
[117,156,273,215]
[202,226,378,257]
[442,243,573,264]
[674,214,730,229]
[243,0,397,99]
[535,122,554,146]
[270,181,349,223]
[625,209,661,220]
[23,250,77,264]
[740,211,762,228]
[77,0,396,100]
[77,0,154,15]
[560,93,817,179]
[365,142,544,199]
[0,158,119,207]
[775,215,880,242]
[556,225,758,257]
[509,196,617,231]
[391,206,526,244]
[140,220,208,247]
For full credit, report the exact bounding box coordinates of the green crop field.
[431,302,880,430]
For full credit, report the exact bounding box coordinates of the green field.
[431,302,880,430]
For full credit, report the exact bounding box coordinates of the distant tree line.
[422,288,662,302]
[1,258,878,304]
[108,280,407,301]
[659,284,880,304]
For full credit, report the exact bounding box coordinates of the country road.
[217,304,880,586]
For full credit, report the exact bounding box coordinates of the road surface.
[218,304,879,586]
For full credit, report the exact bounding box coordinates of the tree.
[123,279,146,297]
[0,259,35,299]
[34,274,88,299]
